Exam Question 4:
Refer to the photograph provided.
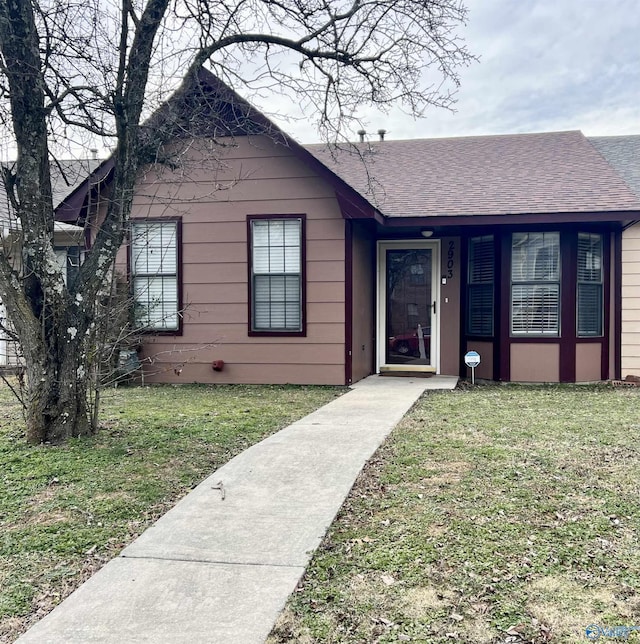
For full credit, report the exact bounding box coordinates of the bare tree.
[0,0,472,443]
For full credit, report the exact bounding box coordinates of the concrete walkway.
[17,375,457,644]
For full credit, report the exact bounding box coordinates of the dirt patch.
[267,607,315,644]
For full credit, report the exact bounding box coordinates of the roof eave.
[382,209,640,228]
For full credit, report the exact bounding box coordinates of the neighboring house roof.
[306,131,640,218]
[1,158,101,230]
[588,135,640,198]
[50,159,104,207]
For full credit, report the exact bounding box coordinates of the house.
[0,159,101,366]
[53,69,640,384]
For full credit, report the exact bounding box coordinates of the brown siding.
[465,340,493,380]
[621,223,640,378]
[576,343,602,382]
[350,222,375,383]
[128,135,346,384]
[439,237,460,375]
[510,344,560,382]
[164,362,344,385]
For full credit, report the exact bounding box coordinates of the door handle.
[432,301,436,314]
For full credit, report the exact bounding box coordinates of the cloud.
[269,0,640,142]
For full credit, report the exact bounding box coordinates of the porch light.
[421,229,434,238]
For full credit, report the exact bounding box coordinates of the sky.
[3,0,637,160]
[269,0,640,143]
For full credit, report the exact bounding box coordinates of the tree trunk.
[22,321,94,445]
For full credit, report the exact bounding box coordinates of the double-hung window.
[249,217,304,333]
[577,233,603,336]
[511,232,560,335]
[467,235,494,335]
[130,220,180,331]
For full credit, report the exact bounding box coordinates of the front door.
[378,241,439,372]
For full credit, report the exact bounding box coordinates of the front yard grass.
[0,382,344,643]
[270,385,640,643]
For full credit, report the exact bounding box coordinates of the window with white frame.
[250,217,303,332]
[511,232,560,335]
[54,246,81,286]
[577,232,603,337]
[130,220,179,330]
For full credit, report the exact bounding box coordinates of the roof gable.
[55,68,377,224]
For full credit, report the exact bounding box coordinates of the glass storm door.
[379,243,438,370]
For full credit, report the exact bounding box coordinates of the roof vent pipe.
[357,129,366,143]
[378,129,386,141]
[89,148,98,160]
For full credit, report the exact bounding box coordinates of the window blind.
[131,221,179,330]
[577,233,603,336]
[251,218,302,332]
[511,232,560,335]
[467,235,494,336]
[511,284,560,335]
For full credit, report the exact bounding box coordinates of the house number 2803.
[446,241,455,278]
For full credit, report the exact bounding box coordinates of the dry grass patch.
[526,575,639,641]
[417,459,470,488]
[400,586,446,618]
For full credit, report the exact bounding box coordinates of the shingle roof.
[588,135,640,199]
[306,130,640,218]
[1,158,102,228]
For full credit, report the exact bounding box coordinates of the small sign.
[464,350,481,368]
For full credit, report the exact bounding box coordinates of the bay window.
[54,246,81,286]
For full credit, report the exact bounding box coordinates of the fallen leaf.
[505,623,525,636]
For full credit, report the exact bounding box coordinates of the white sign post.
[464,350,481,385]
